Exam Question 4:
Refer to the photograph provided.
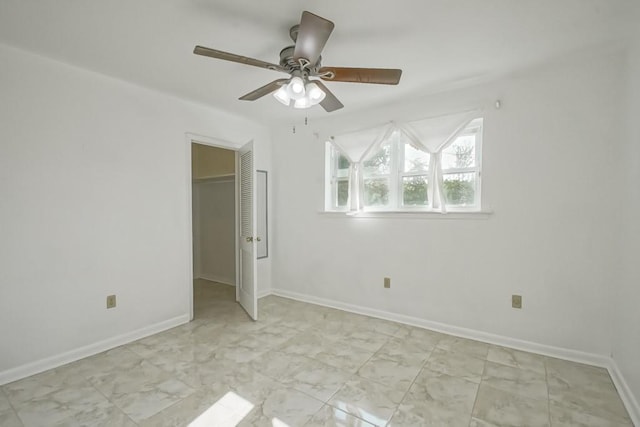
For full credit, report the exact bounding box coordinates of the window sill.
[319,209,493,220]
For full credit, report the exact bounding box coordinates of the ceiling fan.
[194,11,402,112]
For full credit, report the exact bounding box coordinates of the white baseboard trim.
[257,289,272,299]
[270,287,640,422]
[271,288,609,366]
[196,274,235,287]
[608,359,640,426]
[0,314,190,386]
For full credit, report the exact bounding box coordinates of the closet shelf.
[193,173,235,183]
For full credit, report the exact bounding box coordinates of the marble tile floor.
[0,279,633,426]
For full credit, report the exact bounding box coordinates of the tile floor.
[0,279,633,426]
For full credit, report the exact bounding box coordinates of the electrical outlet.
[384,277,391,288]
[512,294,522,309]
[106,295,116,309]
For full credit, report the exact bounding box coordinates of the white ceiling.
[0,0,636,124]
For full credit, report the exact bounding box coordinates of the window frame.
[325,119,483,213]
[361,132,434,212]
[440,119,483,211]
[361,140,398,211]
[398,139,431,210]
[325,142,350,212]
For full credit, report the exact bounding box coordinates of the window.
[441,120,482,208]
[326,118,483,212]
[360,136,433,210]
[326,143,350,211]
[362,142,393,207]
[400,141,431,207]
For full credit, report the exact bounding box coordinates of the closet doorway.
[191,143,238,319]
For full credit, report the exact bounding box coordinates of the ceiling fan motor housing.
[279,44,321,73]
[289,24,300,42]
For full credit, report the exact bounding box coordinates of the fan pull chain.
[292,118,309,134]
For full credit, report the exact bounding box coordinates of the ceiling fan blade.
[314,80,344,112]
[239,79,290,101]
[293,11,335,65]
[318,67,402,85]
[194,46,287,73]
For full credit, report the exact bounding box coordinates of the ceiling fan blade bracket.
[298,58,312,72]
[316,70,335,80]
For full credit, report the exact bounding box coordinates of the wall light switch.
[384,277,391,288]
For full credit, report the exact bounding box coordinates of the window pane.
[363,143,391,175]
[333,149,350,178]
[443,173,476,206]
[364,178,390,207]
[402,176,428,206]
[404,143,430,173]
[336,180,349,207]
[442,134,476,170]
[338,153,350,170]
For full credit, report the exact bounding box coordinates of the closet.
[191,143,236,286]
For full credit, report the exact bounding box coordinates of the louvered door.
[238,141,257,320]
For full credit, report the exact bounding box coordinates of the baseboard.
[196,274,235,287]
[271,288,609,367]
[257,289,272,299]
[608,359,640,426]
[199,273,267,299]
[0,314,190,386]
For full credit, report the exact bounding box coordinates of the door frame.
[185,132,245,321]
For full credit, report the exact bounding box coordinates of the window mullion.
[391,137,401,209]
[441,166,477,175]
[333,149,340,210]
[327,144,335,210]
[475,124,483,208]
[430,157,434,210]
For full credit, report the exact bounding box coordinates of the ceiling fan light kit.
[273,78,327,109]
[194,11,402,112]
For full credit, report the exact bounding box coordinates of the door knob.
[246,236,253,242]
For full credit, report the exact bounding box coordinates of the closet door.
[238,141,257,320]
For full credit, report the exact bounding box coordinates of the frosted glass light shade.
[273,86,290,106]
[293,97,313,109]
[287,76,306,100]
[306,82,325,104]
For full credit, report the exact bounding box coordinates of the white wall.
[193,179,236,285]
[611,32,640,415]
[255,133,273,298]
[0,43,271,378]
[271,48,626,357]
